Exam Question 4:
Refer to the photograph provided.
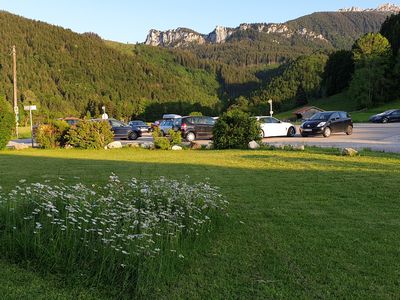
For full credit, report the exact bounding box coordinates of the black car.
[300,111,353,138]
[101,118,141,140]
[128,120,151,133]
[172,116,216,142]
[369,109,400,123]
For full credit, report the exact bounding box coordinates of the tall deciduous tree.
[349,33,392,108]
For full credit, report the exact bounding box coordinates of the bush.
[168,129,182,146]
[189,111,203,116]
[154,137,171,150]
[212,109,261,149]
[0,98,15,150]
[67,120,113,149]
[35,120,70,149]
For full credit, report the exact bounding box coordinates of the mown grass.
[0,148,400,299]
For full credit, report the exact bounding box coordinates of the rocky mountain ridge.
[145,23,327,47]
[145,3,398,48]
[339,3,400,12]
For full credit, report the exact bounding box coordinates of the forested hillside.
[0,11,222,120]
[149,11,390,67]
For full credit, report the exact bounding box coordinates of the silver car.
[159,120,174,136]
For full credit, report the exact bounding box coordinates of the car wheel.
[129,131,138,140]
[185,132,196,142]
[287,127,296,137]
[323,127,331,138]
[382,117,389,124]
[345,125,353,136]
[259,130,265,138]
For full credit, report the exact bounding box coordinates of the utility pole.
[12,45,19,138]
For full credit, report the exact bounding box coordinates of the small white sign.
[24,105,37,111]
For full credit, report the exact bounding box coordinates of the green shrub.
[152,127,163,139]
[189,111,203,116]
[154,137,171,150]
[35,120,70,149]
[67,120,113,149]
[212,109,261,149]
[168,129,182,146]
[0,98,15,150]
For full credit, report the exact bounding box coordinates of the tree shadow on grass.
[0,151,399,299]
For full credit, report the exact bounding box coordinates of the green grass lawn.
[0,148,400,299]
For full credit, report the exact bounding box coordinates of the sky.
[0,0,398,43]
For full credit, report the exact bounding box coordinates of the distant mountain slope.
[144,4,397,66]
[0,11,220,119]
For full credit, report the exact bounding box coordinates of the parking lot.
[263,123,400,153]
[121,123,400,153]
[9,123,400,153]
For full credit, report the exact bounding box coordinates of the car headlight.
[317,122,326,127]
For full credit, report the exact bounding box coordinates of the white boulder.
[171,145,183,151]
[107,141,123,149]
[248,141,260,150]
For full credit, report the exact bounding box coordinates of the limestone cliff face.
[145,28,206,47]
[339,3,400,13]
[145,23,327,48]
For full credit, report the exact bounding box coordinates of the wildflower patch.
[0,175,227,293]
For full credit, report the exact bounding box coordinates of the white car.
[256,116,296,138]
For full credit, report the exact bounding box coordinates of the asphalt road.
[8,123,400,153]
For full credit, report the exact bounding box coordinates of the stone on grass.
[342,148,358,157]
[10,143,29,150]
[140,142,155,149]
[190,142,202,150]
[206,143,214,150]
[126,143,140,148]
[107,141,123,149]
[293,145,305,151]
[171,145,183,151]
[248,141,260,150]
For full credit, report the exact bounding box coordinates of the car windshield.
[383,110,396,115]
[310,112,332,121]
[131,121,146,125]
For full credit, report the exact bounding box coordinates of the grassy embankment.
[0,148,400,299]
[276,93,400,123]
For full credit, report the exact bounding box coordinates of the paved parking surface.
[8,123,400,153]
[265,123,400,153]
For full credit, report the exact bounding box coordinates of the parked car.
[58,117,81,126]
[300,111,353,138]
[172,116,216,142]
[159,119,174,135]
[256,116,296,138]
[369,109,400,123]
[151,120,162,131]
[93,118,141,140]
[128,120,150,133]
[162,114,182,120]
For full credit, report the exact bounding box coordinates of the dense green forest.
[239,13,400,115]
[0,9,397,122]
[167,11,389,67]
[0,12,224,121]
